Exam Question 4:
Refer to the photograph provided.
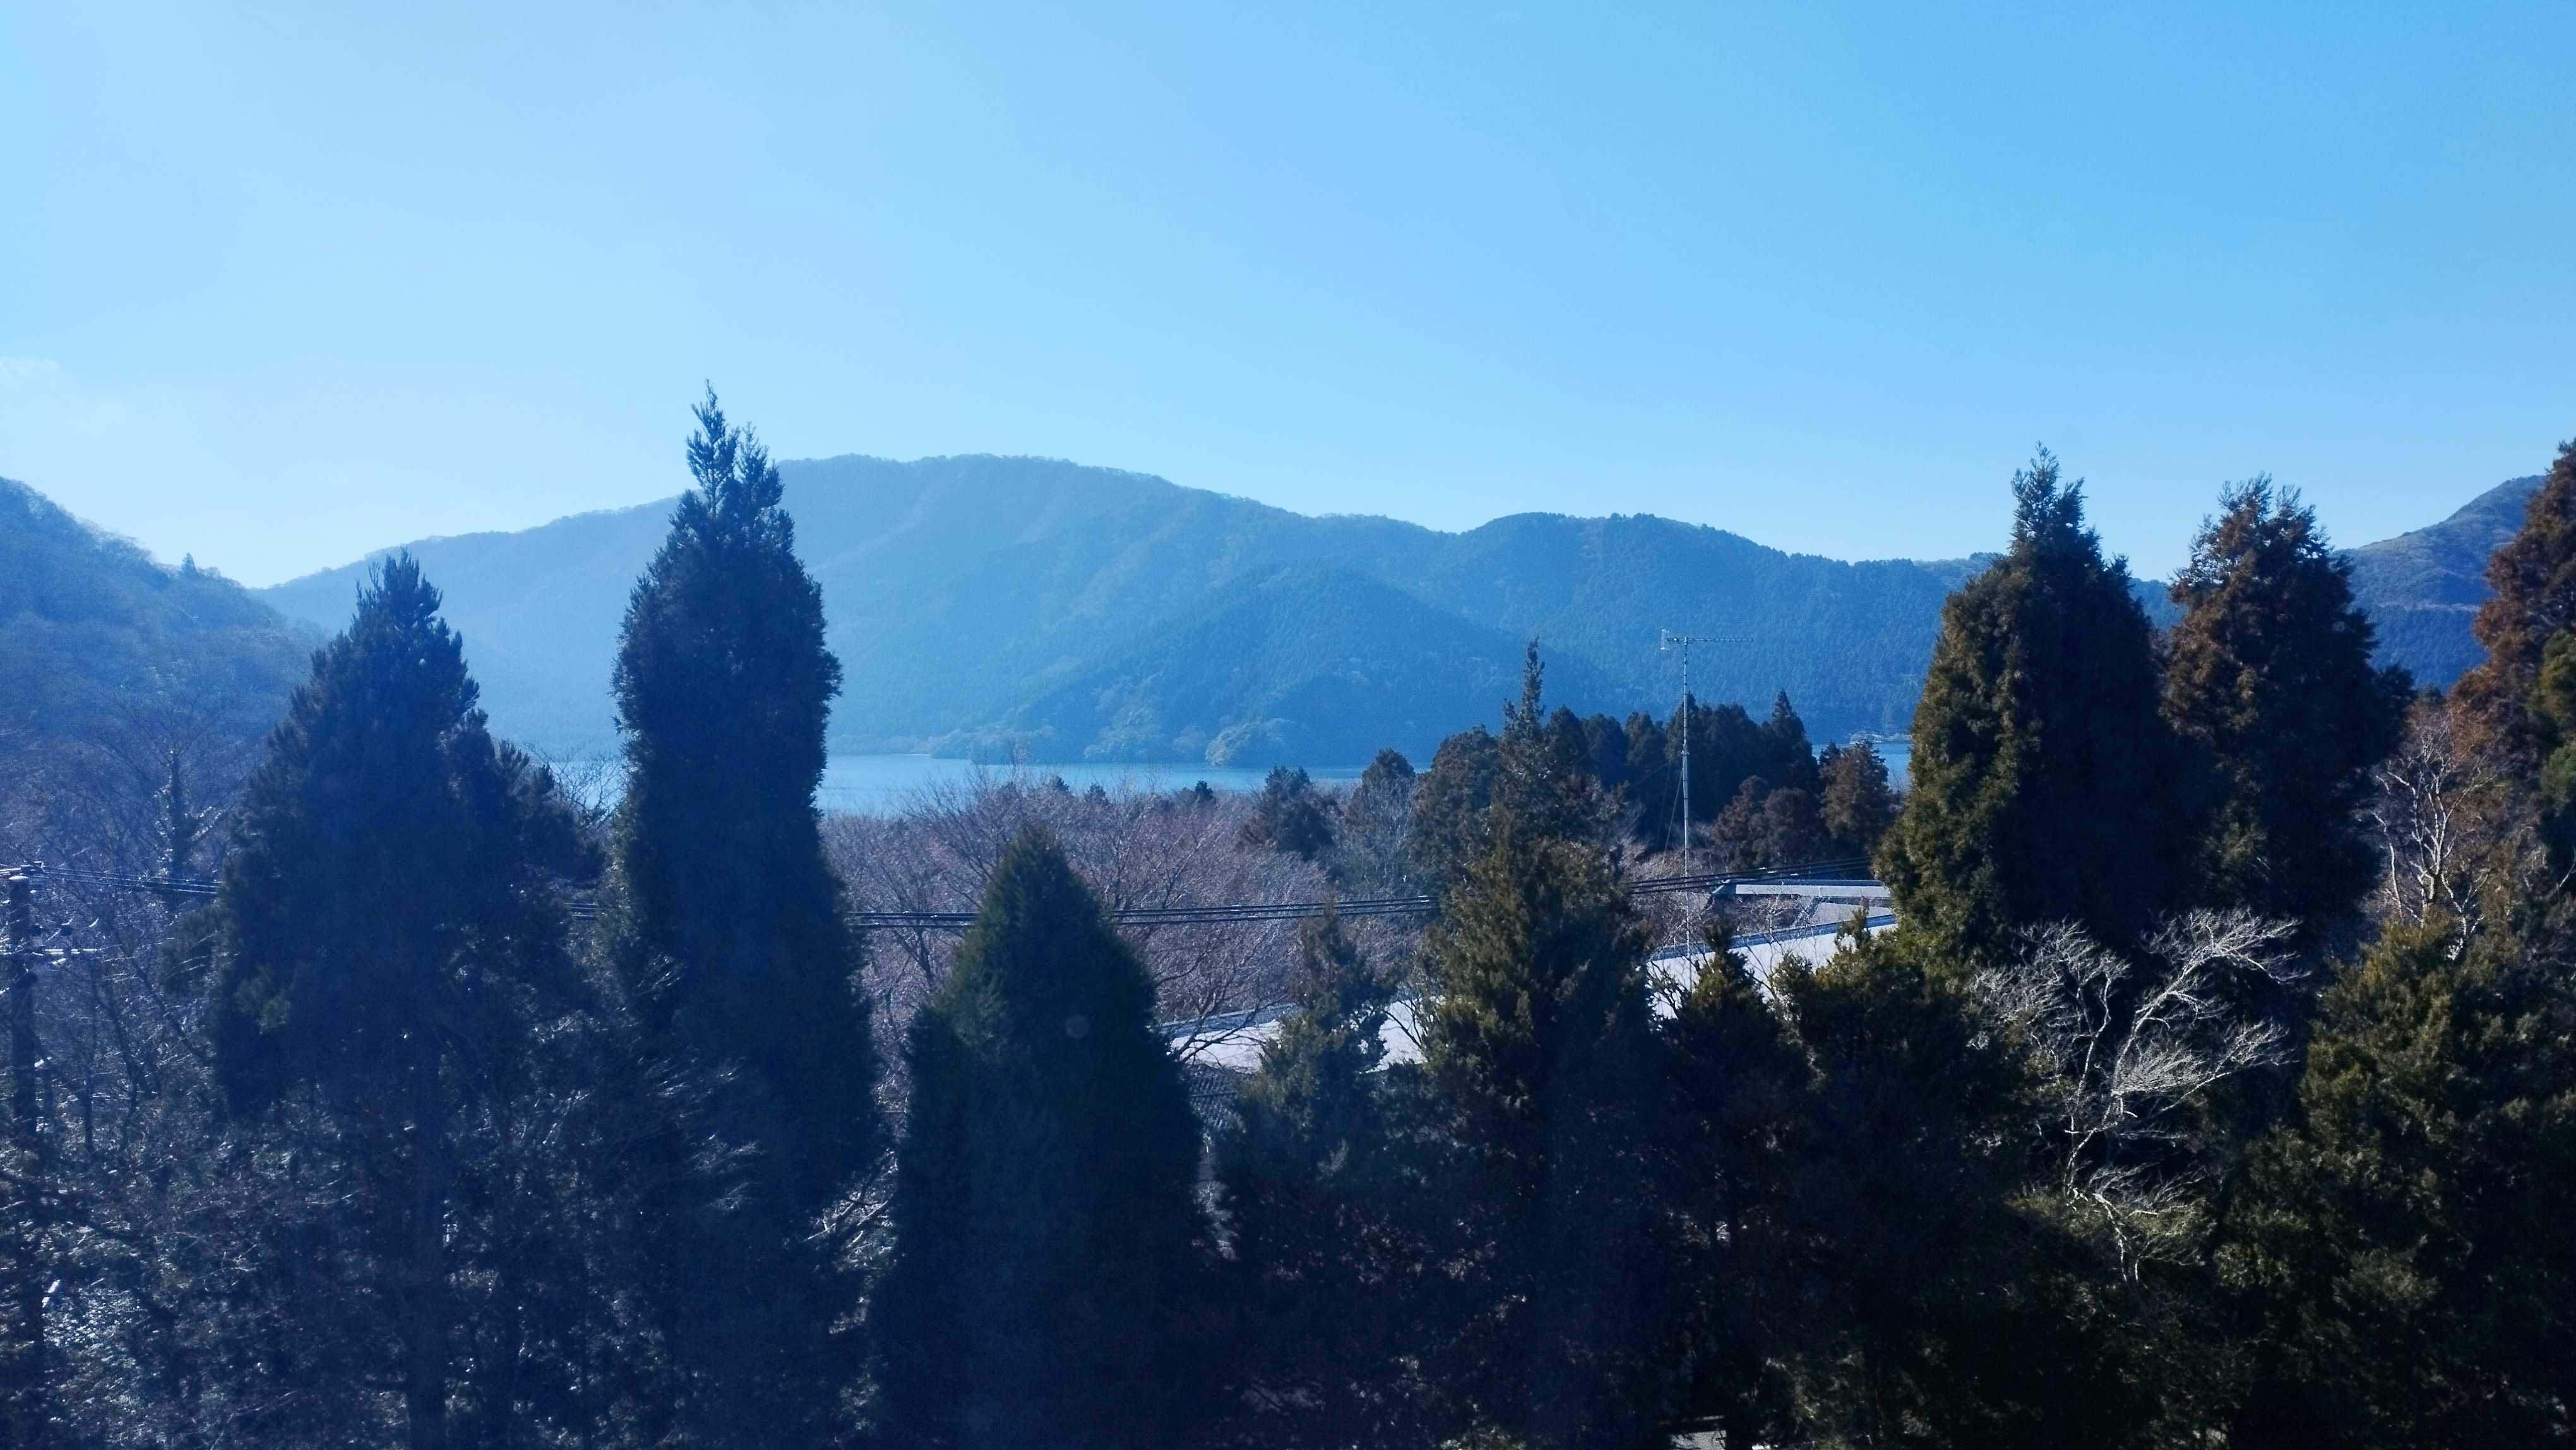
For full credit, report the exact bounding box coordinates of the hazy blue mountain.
[1406,512,1952,738]
[261,455,1962,757]
[1,476,308,756]
[2344,473,2544,687]
[258,497,677,750]
[976,565,1620,767]
[256,455,2543,762]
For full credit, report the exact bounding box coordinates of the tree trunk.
[403,1055,451,1450]
[6,871,49,1450]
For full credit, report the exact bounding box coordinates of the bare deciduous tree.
[825,772,1416,1092]
[1976,909,2301,1273]
[2369,697,2500,932]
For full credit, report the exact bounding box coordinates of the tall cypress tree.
[2452,440,2576,768]
[1880,448,2184,964]
[873,826,1211,1450]
[1417,806,1667,1449]
[210,556,572,1450]
[601,391,877,1442]
[2162,478,2407,936]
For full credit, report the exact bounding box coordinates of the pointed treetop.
[2010,445,2095,554]
[683,385,787,534]
[344,551,474,709]
[1508,638,1546,734]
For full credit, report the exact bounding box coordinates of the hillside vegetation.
[0,475,307,758]
[2346,471,2546,685]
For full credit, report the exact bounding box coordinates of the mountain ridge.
[251,455,2543,764]
[0,474,309,768]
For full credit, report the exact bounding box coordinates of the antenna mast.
[1661,630,1710,875]
[1662,629,1758,877]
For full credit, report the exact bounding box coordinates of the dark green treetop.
[1412,646,1618,890]
[873,826,1212,1450]
[1818,740,1898,859]
[212,554,571,1113]
[2454,439,2576,767]
[1417,801,1666,1449]
[604,388,876,1213]
[1240,764,1335,861]
[1490,644,1614,847]
[1409,725,1500,889]
[2162,477,2407,935]
[1879,448,2186,964]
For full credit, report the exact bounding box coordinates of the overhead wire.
[9,856,1873,932]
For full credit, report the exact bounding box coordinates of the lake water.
[817,738,1907,815]
[818,755,1370,813]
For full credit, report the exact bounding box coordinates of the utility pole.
[1662,630,1760,879]
[4,866,47,1450]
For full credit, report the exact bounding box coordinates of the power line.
[9,856,1871,933]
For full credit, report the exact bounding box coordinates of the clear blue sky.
[5,1,2571,587]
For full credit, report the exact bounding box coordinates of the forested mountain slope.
[987,565,1620,765]
[2345,472,2544,686]
[261,454,1961,756]
[256,454,2537,762]
[0,475,307,757]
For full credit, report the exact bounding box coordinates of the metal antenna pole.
[1662,629,1761,880]
[1661,631,1710,875]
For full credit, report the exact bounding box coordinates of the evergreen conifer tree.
[599,391,876,1444]
[2162,477,2407,935]
[1880,448,2185,964]
[1417,804,1667,1449]
[1763,933,2142,1447]
[1582,711,1635,801]
[1659,923,1813,1449]
[1335,747,1419,894]
[1758,691,1823,794]
[1492,644,1614,846]
[210,556,573,1450]
[1215,911,1429,1447]
[1409,726,1500,889]
[1413,647,1616,889]
[1623,710,1669,824]
[2221,921,2576,1446]
[873,826,1212,1449]
[2452,439,2576,767]
[1818,740,1898,860]
[1240,764,1335,860]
